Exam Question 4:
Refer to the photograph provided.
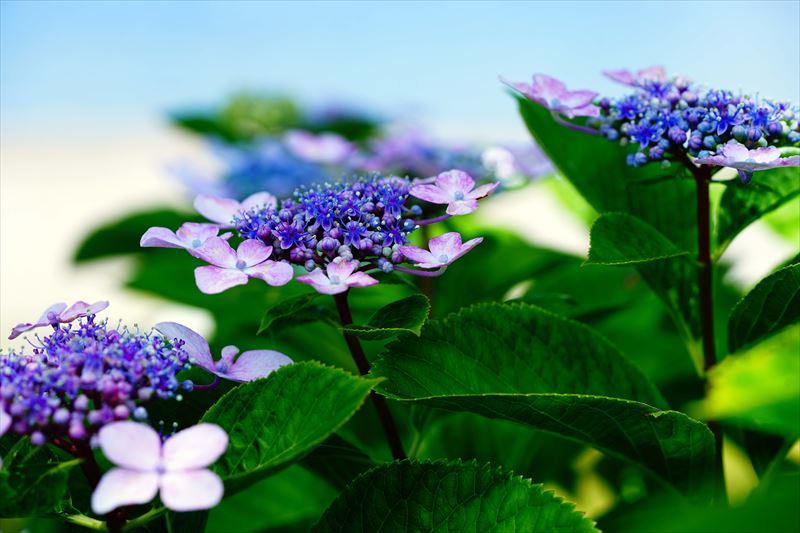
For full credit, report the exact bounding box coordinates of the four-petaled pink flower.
[296,259,378,295]
[194,191,277,228]
[503,74,599,118]
[91,421,228,514]
[154,322,292,382]
[399,232,483,269]
[410,170,499,216]
[284,130,355,165]
[194,238,293,294]
[695,142,800,184]
[603,66,667,86]
[140,222,230,256]
[9,300,109,340]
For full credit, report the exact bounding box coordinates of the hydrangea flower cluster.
[505,68,800,183]
[1,312,191,445]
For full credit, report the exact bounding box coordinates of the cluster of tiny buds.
[0,315,192,445]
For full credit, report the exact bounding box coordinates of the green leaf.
[312,460,598,533]
[73,207,198,262]
[728,263,800,353]
[298,435,375,491]
[0,438,80,517]
[587,212,689,266]
[690,327,800,438]
[258,292,326,334]
[516,96,702,344]
[716,167,800,254]
[372,303,714,497]
[342,294,430,340]
[201,361,380,494]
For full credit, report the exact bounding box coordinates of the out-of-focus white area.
[0,122,215,340]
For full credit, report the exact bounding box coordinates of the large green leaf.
[728,263,800,353]
[690,327,800,438]
[73,207,198,262]
[201,361,379,494]
[716,167,800,254]
[587,212,689,266]
[299,434,375,491]
[342,294,430,340]
[516,96,701,344]
[372,303,714,496]
[312,460,598,533]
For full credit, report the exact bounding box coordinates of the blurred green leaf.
[343,294,430,341]
[373,302,714,497]
[728,263,800,353]
[587,212,689,266]
[298,435,375,491]
[312,460,598,532]
[73,208,198,262]
[258,292,328,334]
[201,362,379,494]
[0,438,79,517]
[690,327,800,438]
[716,167,800,255]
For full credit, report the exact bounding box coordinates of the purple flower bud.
[766,122,783,137]
[747,127,762,142]
[788,131,800,143]
[703,135,718,149]
[731,125,747,142]
[133,406,148,420]
[668,126,687,145]
[304,259,317,272]
[74,395,89,411]
[649,146,664,160]
[113,405,130,419]
[87,410,103,425]
[53,408,70,425]
[31,431,46,446]
[69,423,86,440]
[319,237,339,253]
[256,225,272,241]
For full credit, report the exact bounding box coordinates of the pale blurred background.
[2,0,799,338]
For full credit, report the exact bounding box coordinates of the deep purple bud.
[278,209,293,222]
[69,423,86,440]
[257,225,272,241]
[31,431,46,446]
[747,127,762,142]
[688,134,703,151]
[668,126,687,145]
[329,227,342,240]
[319,237,339,253]
[766,122,783,137]
[649,146,664,160]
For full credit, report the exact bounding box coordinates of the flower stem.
[679,152,726,504]
[394,265,447,277]
[551,112,600,135]
[333,291,406,461]
[415,213,451,226]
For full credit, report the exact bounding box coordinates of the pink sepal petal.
[1,406,11,436]
[36,303,67,324]
[162,423,228,471]
[346,272,379,289]
[91,468,160,515]
[194,195,241,227]
[140,227,184,249]
[445,200,479,216]
[409,184,451,204]
[175,223,221,245]
[327,259,359,280]
[247,261,294,286]
[466,182,499,200]
[159,470,224,512]
[428,232,463,258]
[97,421,161,470]
[154,322,215,370]
[195,266,249,294]
[237,239,272,267]
[194,237,239,268]
[398,245,437,265]
[435,170,475,196]
[241,191,277,211]
[226,350,293,382]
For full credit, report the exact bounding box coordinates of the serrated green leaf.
[716,167,800,255]
[587,212,690,266]
[690,327,800,438]
[257,292,328,334]
[312,460,598,533]
[299,434,375,491]
[728,263,800,353]
[73,207,199,262]
[201,361,379,494]
[372,303,714,497]
[342,294,430,340]
[0,438,80,517]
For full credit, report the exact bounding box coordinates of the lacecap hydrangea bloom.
[505,68,800,183]
[143,170,498,296]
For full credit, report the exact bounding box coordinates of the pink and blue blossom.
[695,142,800,183]
[409,170,498,216]
[91,421,228,514]
[8,300,109,340]
[504,74,599,118]
[399,232,483,269]
[193,238,293,294]
[284,130,355,165]
[195,191,277,228]
[140,222,229,255]
[296,259,378,295]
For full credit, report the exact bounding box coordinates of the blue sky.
[2,0,799,140]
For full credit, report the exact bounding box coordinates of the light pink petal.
[345,271,379,289]
[36,303,67,325]
[175,223,221,247]
[749,147,781,164]
[777,155,800,167]
[60,301,97,322]
[194,195,241,227]
[564,104,600,118]
[695,154,727,166]
[237,239,272,267]
[559,90,598,109]
[499,76,534,98]
[246,260,294,286]
[98,421,161,470]
[445,199,479,216]
[140,227,185,249]
[194,237,239,268]
[91,468,159,515]
[285,130,353,164]
[638,65,666,82]
[449,237,483,263]
[163,423,228,471]
[296,270,345,295]
[225,350,293,382]
[241,191,277,211]
[327,259,359,281]
[159,470,224,512]
[409,184,451,204]
[8,323,38,340]
[428,232,463,259]
[435,170,475,196]
[398,245,438,265]
[0,406,11,435]
[532,74,567,99]
[603,69,636,86]
[220,345,240,366]
[721,142,750,161]
[154,322,215,370]
[86,301,110,315]
[195,266,249,294]
[466,182,499,200]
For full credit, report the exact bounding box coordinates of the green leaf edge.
[586,212,691,266]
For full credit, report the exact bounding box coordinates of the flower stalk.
[333,291,406,461]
